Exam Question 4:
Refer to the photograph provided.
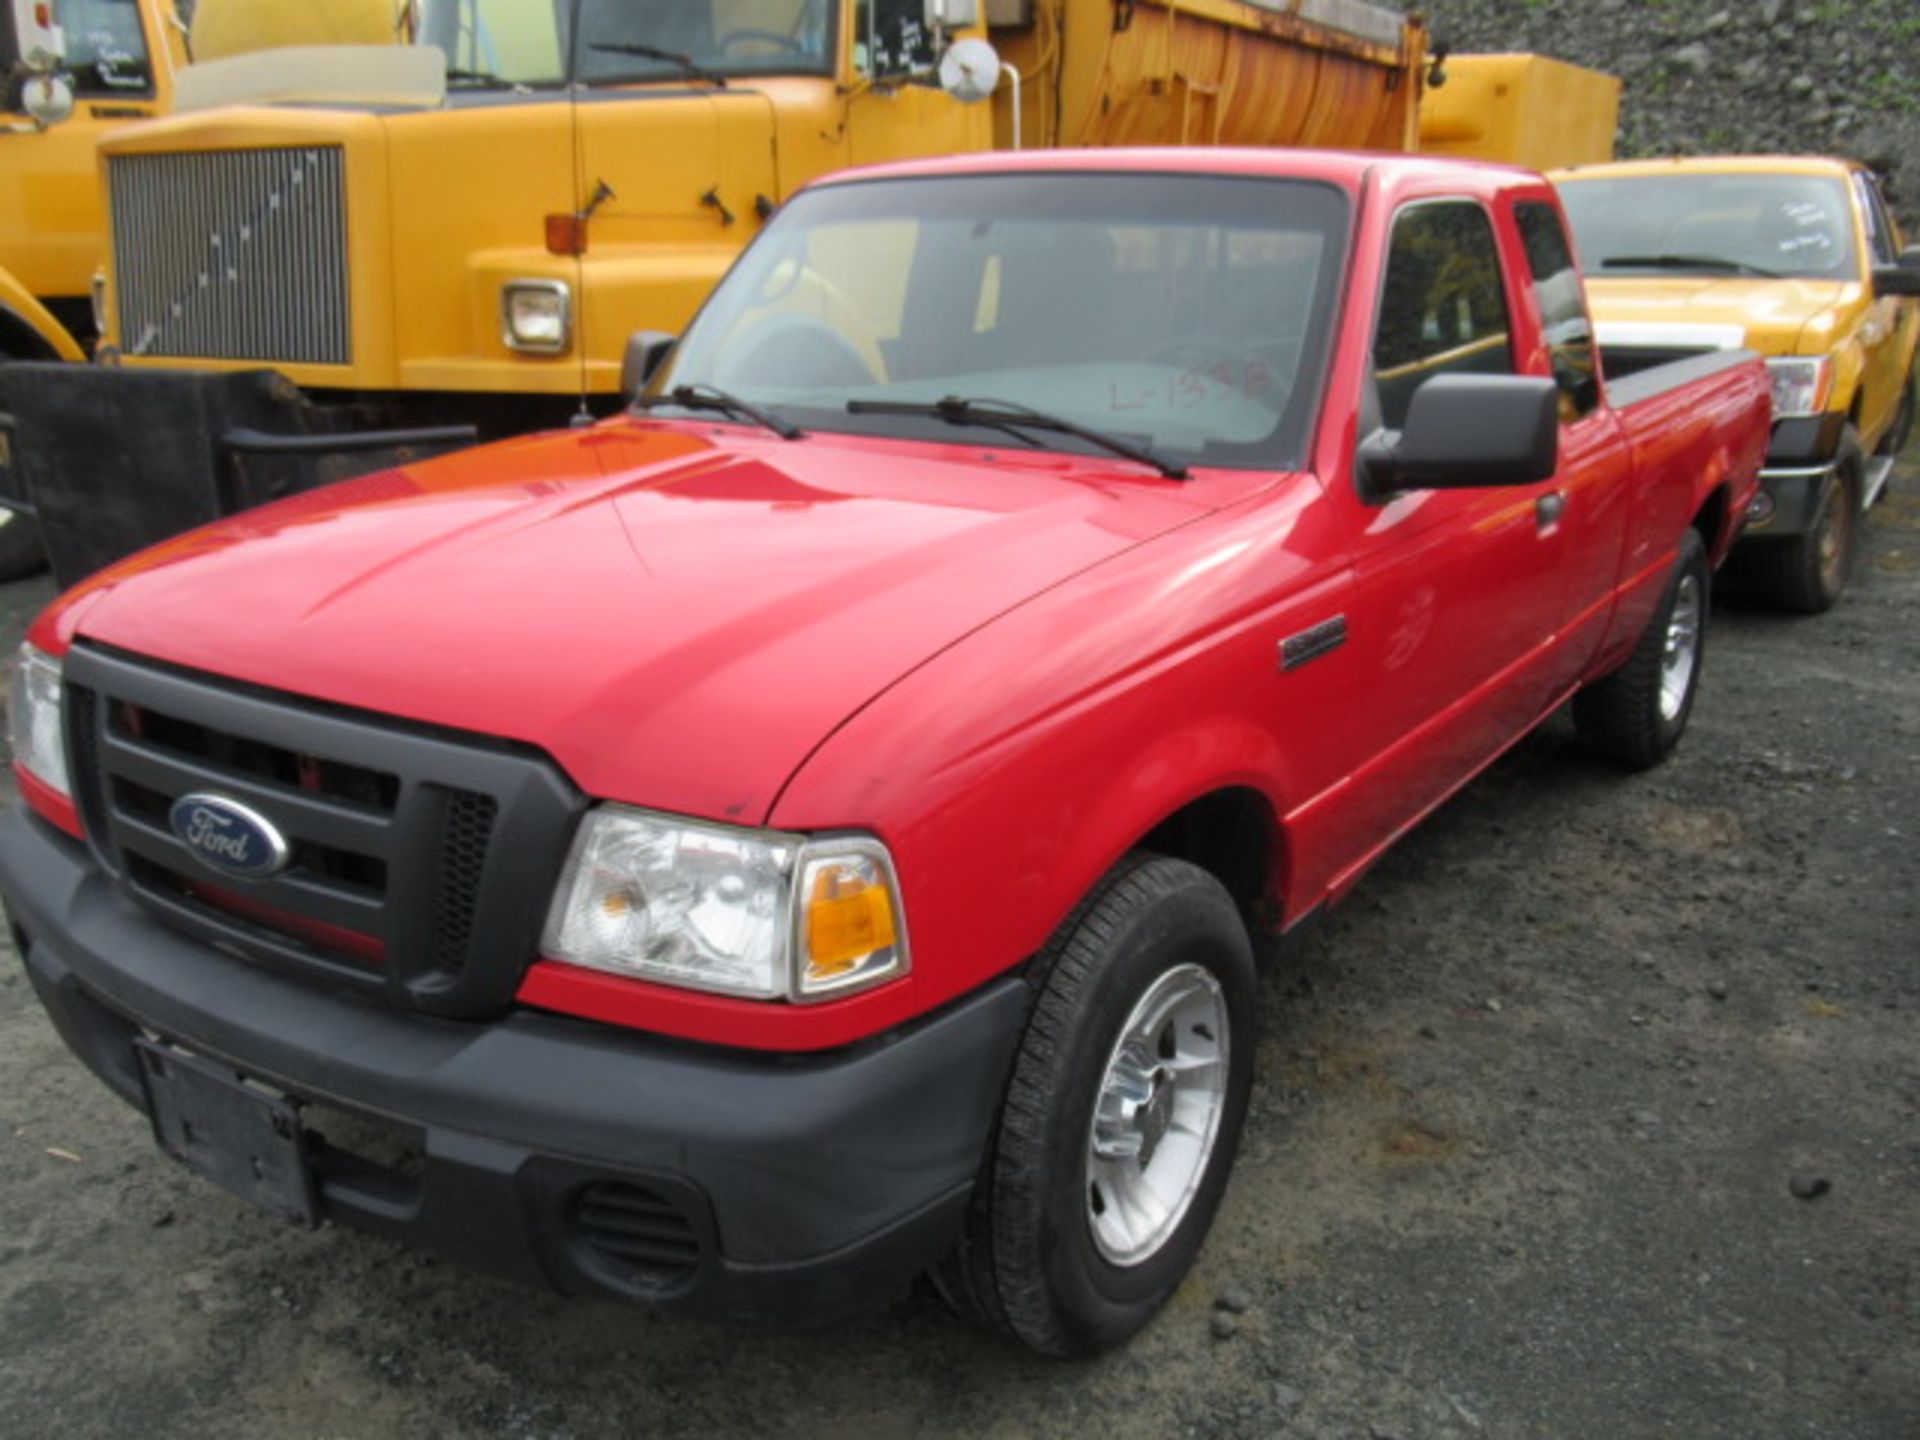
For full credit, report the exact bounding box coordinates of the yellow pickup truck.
[1555,156,1920,612]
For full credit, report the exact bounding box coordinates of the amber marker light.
[545,213,588,257]
[797,845,909,999]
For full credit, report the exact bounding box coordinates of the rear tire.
[1574,528,1709,770]
[0,508,47,583]
[1747,426,1863,613]
[939,854,1256,1356]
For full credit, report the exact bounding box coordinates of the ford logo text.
[167,794,293,881]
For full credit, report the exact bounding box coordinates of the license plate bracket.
[135,1038,318,1227]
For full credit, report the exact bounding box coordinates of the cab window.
[1514,200,1599,420]
[56,0,153,96]
[1373,201,1514,430]
[1853,172,1900,267]
[854,0,932,76]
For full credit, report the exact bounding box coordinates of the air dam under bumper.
[0,811,1027,1324]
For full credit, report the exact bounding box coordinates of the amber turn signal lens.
[804,863,899,982]
[545,213,587,257]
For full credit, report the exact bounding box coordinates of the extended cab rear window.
[660,172,1353,472]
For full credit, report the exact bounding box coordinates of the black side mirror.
[1359,374,1559,499]
[621,330,677,399]
[1872,264,1920,299]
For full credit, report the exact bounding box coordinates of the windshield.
[1558,173,1859,281]
[418,0,833,87]
[655,173,1352,472]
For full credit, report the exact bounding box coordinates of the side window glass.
[854,0,934,76]
[1514,200,1599,420]
[1855,174,1898,266]
[1372,201,1513,430]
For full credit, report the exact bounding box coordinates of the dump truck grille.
[108,146,351,366]
[62,644,583,1018]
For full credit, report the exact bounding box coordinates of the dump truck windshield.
[1559,173,1860,282]
[418,0,833,87]
[658,172,1351,472]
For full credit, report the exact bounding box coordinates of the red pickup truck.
[2,150,1768,1355]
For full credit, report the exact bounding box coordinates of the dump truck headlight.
[503,280,573,355]
[542,806,910,1002]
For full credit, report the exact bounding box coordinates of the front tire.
[1574,527,1709,770]
[1748,426,1863,613]
[943,854,1256,1356]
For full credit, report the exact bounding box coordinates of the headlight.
[1766,357,1833,419]
[541,806,909,1002]
[7,643,69,797]
[91,271,109,339]
[502,280,572,355]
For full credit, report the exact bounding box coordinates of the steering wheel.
[719,316,879,389]
[718,28,805,54]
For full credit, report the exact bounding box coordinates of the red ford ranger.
[1,150,1768,1356]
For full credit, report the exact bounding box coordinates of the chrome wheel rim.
[1085,963,1229,1267]
[1659,572,1702,723]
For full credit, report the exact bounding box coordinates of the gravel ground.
[2,448,1917,1439]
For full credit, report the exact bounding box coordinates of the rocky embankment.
[1424,0,1920,224]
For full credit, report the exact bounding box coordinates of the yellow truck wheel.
[1747,426,1865,615]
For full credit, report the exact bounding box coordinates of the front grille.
[64,644,583,1016]
[108,146,351,365]
[573,1181,705,1291]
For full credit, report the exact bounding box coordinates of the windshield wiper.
[589,41,728,88]
[631,383,803,440]
[1599,254,1783,278]
[846,395,1189,479]
[444,66,523,89]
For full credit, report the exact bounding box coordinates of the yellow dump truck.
[1,0,186,358]
[0,0,1430,584]
[1420,52,1619,171]
[1,0,188,575]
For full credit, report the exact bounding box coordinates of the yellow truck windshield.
[1558,173,1858,282]
[418,0,833,86]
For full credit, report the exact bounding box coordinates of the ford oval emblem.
[168,793,293,880]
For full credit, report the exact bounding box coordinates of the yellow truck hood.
[1583,276,1860,357]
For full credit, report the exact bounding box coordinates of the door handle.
[1536,490,1566,531]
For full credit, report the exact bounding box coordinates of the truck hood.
[1583,275,1863,356]
[57,420,1258,823]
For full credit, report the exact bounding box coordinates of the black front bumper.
[0,364,480,588]
[0,810,1026,1324]
[1744,413,1850,541]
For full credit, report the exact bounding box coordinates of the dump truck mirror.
[936,38,1000,103]
[19,69,74,128]
[1358,375,1559,498]
[622,332,677,399]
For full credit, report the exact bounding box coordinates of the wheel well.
[0,305,61,361]
[1136,787,1278,928]
[1691,485,1728,557]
